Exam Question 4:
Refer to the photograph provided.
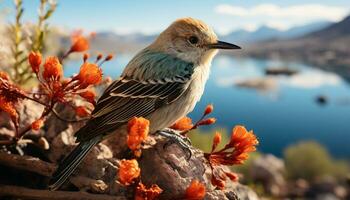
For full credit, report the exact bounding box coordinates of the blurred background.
[1,0,349,198]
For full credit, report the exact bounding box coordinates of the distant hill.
[90,32,157,53]
[222,21,331,44]
[306,15,350,39]
[240,15,350,80]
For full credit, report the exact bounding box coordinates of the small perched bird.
[49,17,240,190]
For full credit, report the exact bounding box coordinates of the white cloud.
[215,3,349,22]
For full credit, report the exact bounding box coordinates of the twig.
[0,184,126,200]
[0,152,56,176]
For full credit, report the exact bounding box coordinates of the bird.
[49,17,241,190]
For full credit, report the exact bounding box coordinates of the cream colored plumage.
[49,17,240,190]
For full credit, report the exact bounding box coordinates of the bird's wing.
[75,74,192,142]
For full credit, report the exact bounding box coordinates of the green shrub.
[284,141,349,181]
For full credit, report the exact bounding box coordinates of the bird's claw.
[157,129,192,160]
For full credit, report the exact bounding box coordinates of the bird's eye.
[188,36,199,45]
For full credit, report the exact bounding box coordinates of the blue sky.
[1,0,350,34]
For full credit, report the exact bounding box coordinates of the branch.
[0,184,126,200]
[0,152,56,176]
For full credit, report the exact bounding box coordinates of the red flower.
[79,90,96,105]
[185,180,206,200]
[75,106,89,117]
[70,35,89,53]
[170,116,193,131]
[77,62,102,87]
[0,96,18,123]
[28,51,42,74]
[118,159,140,186]
[31,118,44,131]
[43,56,63,81]
[127,117,150,156]
[135,182,163,200]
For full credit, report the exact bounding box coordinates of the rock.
[1,98,259,199]
[0,100,44,139]
[51,132,259,199]
[265,67,298,76]
[235,77,277,92]
[249,154,286,196]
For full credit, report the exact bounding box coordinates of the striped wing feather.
[75,75,191,142]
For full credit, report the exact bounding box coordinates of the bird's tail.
[48,137,100,190]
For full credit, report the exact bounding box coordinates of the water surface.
[65,54,350,158]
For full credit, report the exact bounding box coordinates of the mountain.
[222,21,331,44]
[307,15,350,39]
[222,26,282,44]
[90,32,157,53]
[283,21,332,39]
[240,15,350,79]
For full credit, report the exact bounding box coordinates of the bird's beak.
[207,40,241,50]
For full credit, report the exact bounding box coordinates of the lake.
[65,54,350,158]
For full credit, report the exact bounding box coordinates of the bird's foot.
[157,128,192,160]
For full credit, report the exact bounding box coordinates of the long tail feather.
[48,137,100,190]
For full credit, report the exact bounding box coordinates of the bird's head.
[150,17,241,64]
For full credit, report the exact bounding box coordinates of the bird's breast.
[147,63,211,133]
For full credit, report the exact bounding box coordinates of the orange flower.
[0,96,18,122]
[170,116,193,131]
[70,35,89,53]
[0,71,10,80]
[77,62,102,87]
[28,51,42,74]
[79,90,96,105]
[211,132,221,152]
[198,118,216,126]
[230,125,259,154]
[204,104,213,115]
[43,56,63,81]
[185,180,206,200]
[75,106,89,117]
[204,125,258,189]
[127,117,150,152]
[31,118,44,131]
[135,182,163,200]
[118,159,140,186]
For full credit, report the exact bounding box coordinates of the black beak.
[207,40,241,50]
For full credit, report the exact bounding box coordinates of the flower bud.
[28,51,42,74]
[204,104,213,115]
[198,118,216,126]
[105,54,114,61]
[83,53,89,62]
